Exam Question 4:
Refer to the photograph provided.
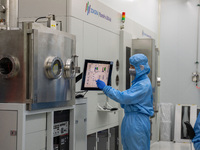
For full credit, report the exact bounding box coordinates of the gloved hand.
[96,79,106,90]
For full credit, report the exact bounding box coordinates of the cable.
[83,90,88,96]
[0,4,6,13]
[194,2,200,88]
[196,1,200,72]
[196,81,200,89]
[75,90,87,94]
[75,90,88,98]
[76,73,83,83]
[75,90,88,96]
[35,16,47,22]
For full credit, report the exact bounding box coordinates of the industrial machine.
[132,38,159,110]
[0,20,78,150]
[0,1,80,149]
[0,19,80,150]
[0,22,78,110]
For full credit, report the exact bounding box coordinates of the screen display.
[84,63,110,88]
[81,60,113,90]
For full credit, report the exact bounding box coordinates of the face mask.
[129,68,136,76]
[140,65,144,71]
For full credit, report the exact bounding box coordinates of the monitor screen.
[81,59,113,90]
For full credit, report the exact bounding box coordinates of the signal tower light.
[122,12,125,23]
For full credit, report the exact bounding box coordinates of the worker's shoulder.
[135,79,151,87]
[137,77,151,84]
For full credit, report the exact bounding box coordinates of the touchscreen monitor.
[81,59,113,90]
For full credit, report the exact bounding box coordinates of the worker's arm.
[192,113,200,150]
[103,82,149,105]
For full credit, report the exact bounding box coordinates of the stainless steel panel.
[0,0,19,29]
[132,39,158,108]
[29,23,76,104]
[132,39,154,81]
[8,0,19,28]
[0,30,27,103]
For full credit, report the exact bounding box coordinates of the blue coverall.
[98,54,154,150]
[193,113,200,150]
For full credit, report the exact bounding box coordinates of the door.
[0,110,17,150]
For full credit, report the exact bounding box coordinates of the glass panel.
[181,106,190,139]
[110,126,119,150]
[87,133,96,150]
[98,129,108,150]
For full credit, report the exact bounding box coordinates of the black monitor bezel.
[81,59,113,91]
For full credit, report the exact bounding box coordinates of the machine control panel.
[53,110,70,150]
[53,121,68,137]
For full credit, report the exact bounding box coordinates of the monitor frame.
[81,59,113,91]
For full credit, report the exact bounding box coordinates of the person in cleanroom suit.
[96,54,154,150]
[193,113,200,150]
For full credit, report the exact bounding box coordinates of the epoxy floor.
[150,141,194,150]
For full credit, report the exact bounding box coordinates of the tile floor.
[150,141,194,150]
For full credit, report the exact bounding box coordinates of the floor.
[150,141,194,150]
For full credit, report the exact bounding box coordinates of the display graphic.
[84,63,110,88]
[81,59,113,90]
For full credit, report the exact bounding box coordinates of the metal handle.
[157,77,161,86]
[150,114,155,119]
[64,58,75,79]
[108,132,111,138]
[0,4,6,13]
[154,110,159,113]
[150,110,158,119]
[98,92,105,95]
[96,137,99,142]
[72,54,80,73]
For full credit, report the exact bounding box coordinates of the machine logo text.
[85,2,112,22]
